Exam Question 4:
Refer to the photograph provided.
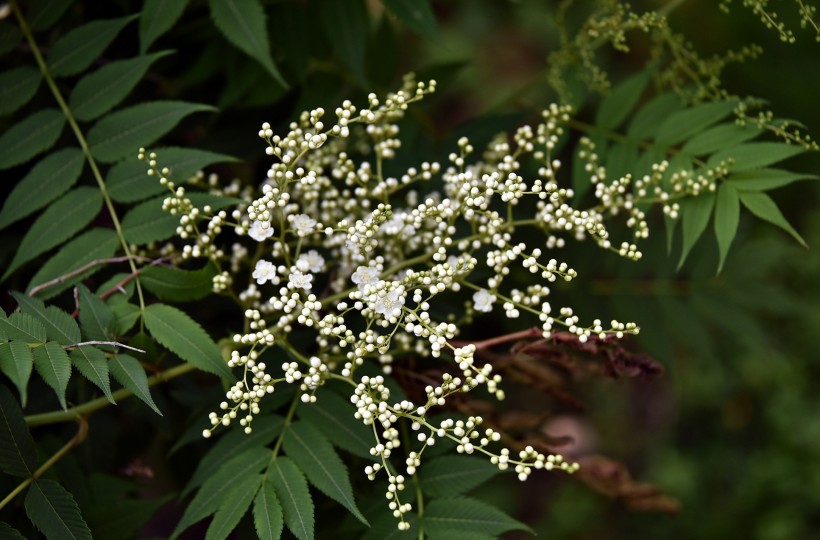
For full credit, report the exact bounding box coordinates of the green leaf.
[282,421,367,525]
[0,24,21,57]
[107,147,239,203]
[0,382,38,477]
[383,0,439,40]
[205,475,262,540]
[2,187,102,280]
[70,347,114,404]
[595,68,652,130]
[0,341,34,404]
[28,0,74,31]
[184,414,284,497]
[69,51,174,121]
[0,522,26,539]
[678,192,716,269]
[714,182,740,274]
[208,0,287,88]
[269,456,314,540]
[24,479,93,540]
[33,341,72,409]
[708,142,806,172]
[140,0,190,53]
[0,313,47,343]
[655,100,737,146]
[110,302,141,335]
[0,66,41,116]
[48,15,138,77]
[87,101,216,163]
[319,0,369,84]
[173,447,271,538]
[0,148,84,232]
[121,195,177,245]
[418,456,500,498]
[27,228,119,301]
[627,93,684,139]
[143,303,234,379]
[422,497,531,538]
[11,292,81,345]
[110,354,161,415]
[189,192,245,210]
[0,109,65,170]
[681,122,761,156]
[254,480,284,540]
[726,168,819,191]
[296,392,373,459]
[739,191,807,247]
[141,263,217,302]
[78,284,114,342]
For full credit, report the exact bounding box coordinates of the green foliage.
[0,109,64,169]
[422,497,531,538]
[110,354,161,414]
[418,456,500,498]
[269,457,315,540]
[0,383,37,477]
[24,479,92,540]
[253,480,284,540]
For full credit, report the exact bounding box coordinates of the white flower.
[380,212,416,238]
[252,259,276,285]
[351,265,379,291]
[288,270,313,290]
[296,250,325,273]
[290,214,317,237]
[374,286,406,318]
[248,220,274,242]
[472,289,495,312]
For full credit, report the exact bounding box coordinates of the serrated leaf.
[208,0,287,88]
[140,0,190,53]
[383,0,439,40]
[69,51,174,121]
[2,187,102,280]
[28,0,74,31]
[627,93,684,139]
[28,228,120,301]
[739,191,807,247]
[681,122,761,156]
[141,263,217,302]
[144,303,234,379]
[11,293,81,345]
[24,479,93,540]
[254,480,284,540]
[33,341,72,409]
[296,393,373,459]
[269,456,314,540]
[0,66,41,116]
[678,192,716,269]
[48,15,138,77]
[173,447,271,538]
[423,497,531,538]
[121,195,177,245]
[107,147,238,203]
[0,148,84,232]
[184,415,284,497]
[0,382,38,477]
[70,347,114,404]
[595,68,652,130]
[110,354,161,414]
[0,109,65,170]
[0,522,26,539]
[709,142,806,172]
[319,0,368,84]
[87,101,216,163]
[282,421,367,525]
[419,456,500,498]
[110,302,140,335]
[726,168,819,191]
[78,284,114,342]
[205,474,262,540]
[655,100,737,146]
[0,313,47,343]
[0,341,33,404]
[714,182,740,274]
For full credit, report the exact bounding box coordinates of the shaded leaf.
[418,455,500,498]
[24,479,92,540]
[206,474,262,540]
[709,142,806,172]
[87,101,215,163]
[144,303,234,379]
[69,51,174,121]
[0,24,21,56]
[11,292,81,345]
[254,480,284,540]
[739,191,806,247]
[0,522,26,539]
[70,347,114,404]
[140,0,190,53]
[28,0,74,31]
[78,284,114,342]
[383,0,439,40]
[678,192,716,269]
[595,68,652,130]
[714,182,740,273]
[726,168,818,191]
[33,341,72,409]
[0,66,41,116]
[208,0,287,88]
[110,354,161,415]
[0,313,47,343]
[0,109,65,170]
[0,148,84,231]
[0,341,33,404]
[681,122,761,156]
[141,263,217,302]
[655,100,737,146]
[296,392,373,459]
[48,15,138,77]
[422,497,531,538]
[121,196,177,245]
[269,456,314,540]
[627,93,683,139]
[0,382,37,477]
[319,0,368,84]
[110,302,141,335]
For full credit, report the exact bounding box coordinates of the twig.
[98,256,171,300]
[63,341,146,354]
[450,327,543,351]
[27,255,150,297]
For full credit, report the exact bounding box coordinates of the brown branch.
[450,326,543,351]
[28,255,151,297]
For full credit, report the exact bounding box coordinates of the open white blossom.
[473,289,496,312]
[288,270,313,290]
[374,286,406,318]
[248,220,274,242]
[252,259,276,285]
[296,250,325,273]
[290,214,317,237]
[351,265,380,291]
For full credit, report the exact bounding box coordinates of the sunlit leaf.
[0,109,65,170]
[48,15,138,77]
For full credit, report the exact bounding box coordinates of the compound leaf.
[296,392,373,459]
[254,480,284,540]
[709,142,806,172]
[0,313,47,343]
[33,341,72,409]
[596,68,652,130]
[121,195,177,244]
[0,341,34,404]
[655,100,736,146]
[419,455,500,498]
[678,192,716,269]
[681,122,761,156]
[24,479,92,540]
[726,168,818,191]
[0,109,65,170]
[110,354,161,415]
[140,0,190,53]
[269,456,314,540]
[205,474,262,540]
[48,15,138,77]
[739,191,806,247]
[70,347,114,404]
[422,497,531,538]
[11,293,80,345]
